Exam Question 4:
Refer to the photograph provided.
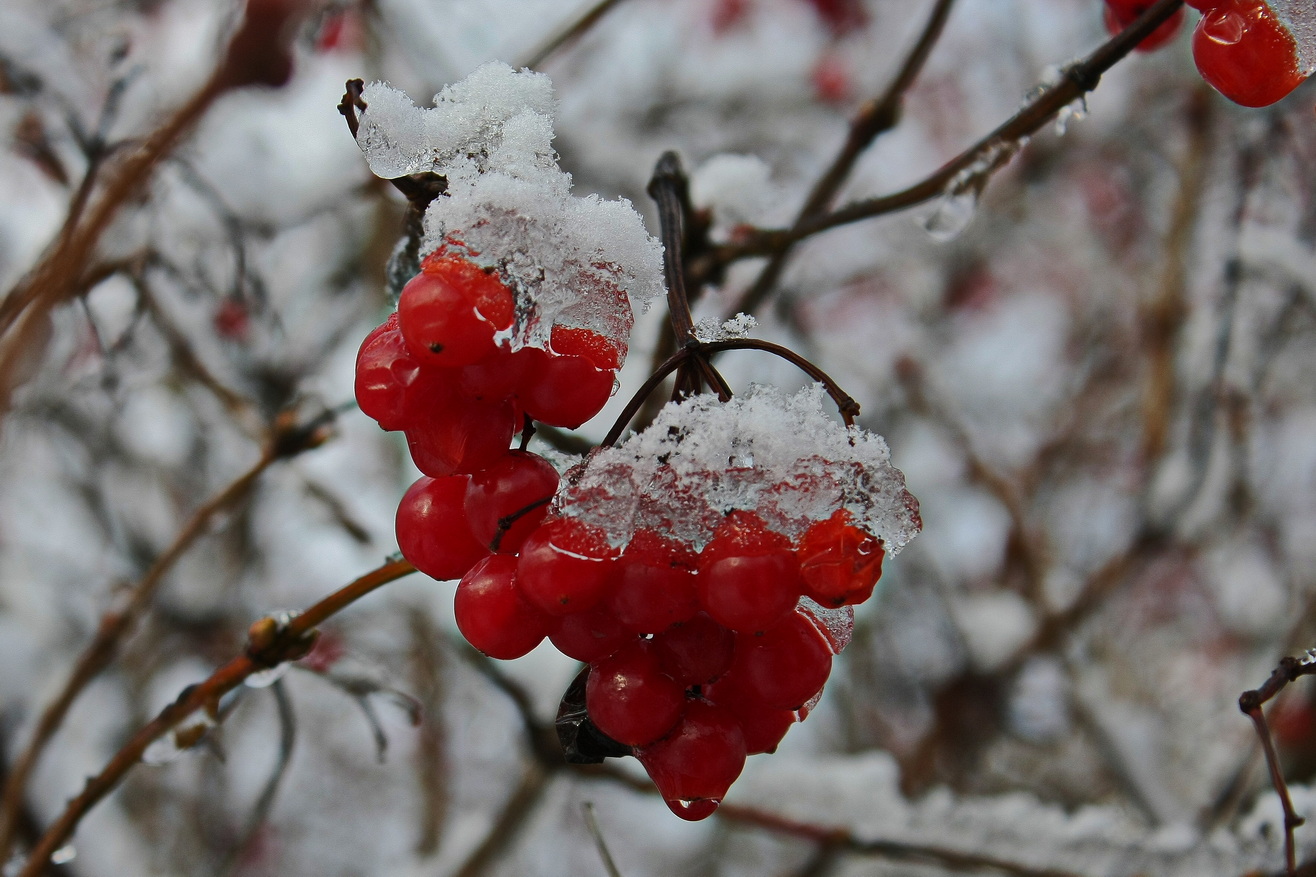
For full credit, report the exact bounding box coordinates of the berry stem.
[702,338,861,425]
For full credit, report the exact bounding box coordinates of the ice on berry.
[693,312,758,342]
[1270,0,1316,73]
[556,384,921,552]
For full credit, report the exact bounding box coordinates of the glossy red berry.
[652,612,735,687]
[586,641,685,746]
[398,256,515,368]
[550,606,632,663]
[395,475,489,581]
[797,509,885,607]
[403,387,518,476]
[550,326,622,371]
[355,314,427,430]
[517,348,615,429]
[1102,0,1185,51]
[607,529,700,633]
[1192,0,1307,106]
[697,511,802,633]
[729,610,833,710]
[455,555,554,659]
[517,517,620,615]
[464,451,560,553]
[636,700,747,821]
[704,676,797,755]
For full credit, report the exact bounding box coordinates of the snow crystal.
[556,384,920,550]
[355,63,664,352]
[693,312,757,342]
[690,153,778,227]
[1271,1,1316,73]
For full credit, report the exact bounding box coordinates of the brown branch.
[13,558,416,877]
[520,0,630,69]
[710,0,1186,278]
[733,0,959,315]
[0,412,332,863]
[647,152,697,345]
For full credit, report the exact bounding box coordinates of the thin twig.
[520,0,630,69]
[12,559,415,877]
[582,802,624,877]
[216,680,296,877]
[734,0,958,315]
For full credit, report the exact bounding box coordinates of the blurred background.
[1,0,1314,874]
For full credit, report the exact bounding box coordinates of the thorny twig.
[12,558,417,877]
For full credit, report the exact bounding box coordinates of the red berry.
[704,676,797,755]
[464,451,559,553]
[697,511,802,633]
[800,0,868,36]
[395,475,490,581]
[1103,1,1185,51]
[550,326,622,371]
[355,314,428,430]
[586,641,685,746]
[797,509,885,607]
[517,517,620,615]
[607,529,700,633]
[729,610,832,710]
[455,555,553,659]
[403,386,518,476]
[1192,0,1306,107]
[398,257,515,368]
[550,607,632,663]
[652,613,735,687]
[517,348,615,428]
[636,700,746,821]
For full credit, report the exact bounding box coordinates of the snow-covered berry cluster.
[351,65,919,821]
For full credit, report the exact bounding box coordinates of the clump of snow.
[556,384,920,550]
[354,63,664,353]
[690,153,779,228]
[693,312,757,342]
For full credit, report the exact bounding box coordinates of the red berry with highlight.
[586,641,685,746]
[395,475,489,581]
[1192,0,1306,107]
[797,509,885,607]
[398,256,514,368]
[730,610,833,710]
[464,451,559,553]
[607,529,700,633]
[637,700,747,821]
[455,555,553,659]
[517,517,620,615]
[697,511,802,633]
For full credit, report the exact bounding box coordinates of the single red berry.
[652,613,735,687]
[550,326,622,371]
[729,610,833,710]
[607,529,700,633]
[355,314,427,430]
[586,640,685,746]
[1192,0,1307,106]
[697,511,802,633]
[636,700,747,821]
[800,0,869,36]
[398,256,515,368]
[403,387,518,476]
[464,451,559,553]
[1103,1,1185,51]
[455,555,553,659]
[517,517,620,615]
[550,607,634,663]
[517,348,615,428]
[797,509,885,607]
[395,475,490,581]
[704,676,797,755]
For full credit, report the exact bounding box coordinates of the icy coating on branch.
[354,62,664,351]
[558,384,922,550]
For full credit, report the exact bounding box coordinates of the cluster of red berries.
[1102,0,1309,107]
[355,251,625,479]
[454,502,882,819]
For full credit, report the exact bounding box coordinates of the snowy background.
[2,0,1316,874]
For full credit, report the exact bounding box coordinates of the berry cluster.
[456,501,881,820]
[1101,0,1311,107]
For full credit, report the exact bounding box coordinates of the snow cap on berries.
[354,63,663,352]
[557,384,922,551]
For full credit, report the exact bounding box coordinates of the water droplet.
[665,797,720,820]
[141,711,216,766]
[1054,96,1088,136]
[50,846,76,866]
[244,662,290,689]
[921,190,979,242]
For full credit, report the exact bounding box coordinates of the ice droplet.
[921,190,979,242]
[1054,96,1088,136]
[666,798,720,820]
[49,846,76,866]
[141,711,216,766]
[798,597,854,654]
[1269,0,1316,73]
[244,663,290,688]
